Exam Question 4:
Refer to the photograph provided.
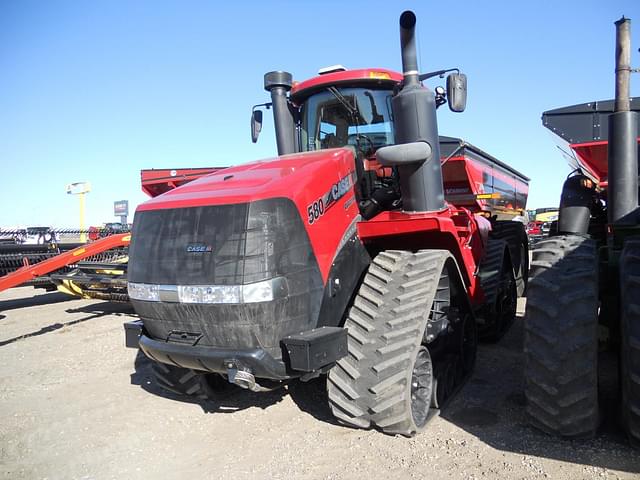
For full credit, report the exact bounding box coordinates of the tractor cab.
[291,69,400,159]
[252,66,468,217]
[253,69,402,159]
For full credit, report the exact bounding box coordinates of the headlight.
[128,278,287,304]
[128,282,160,301]
[178,285,241,304]
[242,279,275,303]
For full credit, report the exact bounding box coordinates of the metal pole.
[79,192,86,243]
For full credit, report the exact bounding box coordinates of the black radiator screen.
[128,203,249,285]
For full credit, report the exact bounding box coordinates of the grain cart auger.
[524,17,640,447]
[124,10,529,435]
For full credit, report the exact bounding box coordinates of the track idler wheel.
[410,346,434,428]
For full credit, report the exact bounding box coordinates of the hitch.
[224,360,272,392]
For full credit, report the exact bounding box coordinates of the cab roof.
[290,68,402,100]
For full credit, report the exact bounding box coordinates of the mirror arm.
[418,68,459,82]
[252,102,272,112]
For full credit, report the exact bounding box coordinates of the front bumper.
[123,320,346,381]
[125,319,288,379]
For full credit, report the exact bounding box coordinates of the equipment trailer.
[524,17,640,447]
[125,11,529,435]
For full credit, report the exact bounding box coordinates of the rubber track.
[478,239,507,307]
[620,240,640,448]
[490,221,528,296]
[524,234,599,438]
[327,249,450,436]
[151,362,209,399]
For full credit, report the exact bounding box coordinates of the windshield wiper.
[327,87,359,119]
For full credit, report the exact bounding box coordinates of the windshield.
[299,87,394,153]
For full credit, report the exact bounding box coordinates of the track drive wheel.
[490,221,529,296]
[620,240,640,448]
[524,234,599,438]
[327,249,465,436]
[151,362,225,399]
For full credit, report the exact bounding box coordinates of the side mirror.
[251,109,263,143]
[446,73,467,113]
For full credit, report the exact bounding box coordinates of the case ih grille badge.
[186,243,213,253]
[307,171,356,225]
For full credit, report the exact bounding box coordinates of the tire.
[151,362,213,399]
[327,249,461,436]
[478,239,517,341]
[490,221,529,296]
[620,240,640,448]
[524,234,599,438]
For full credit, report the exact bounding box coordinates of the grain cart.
[524,17,640,446]
[124,11,528,435]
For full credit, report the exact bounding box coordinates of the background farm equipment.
[0,168,225,301]
[524,17,640,447]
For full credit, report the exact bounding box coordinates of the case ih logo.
[307,171,357,225]
[186,243,213,253]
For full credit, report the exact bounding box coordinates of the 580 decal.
[307,172,356,225]
[307,199,325,224]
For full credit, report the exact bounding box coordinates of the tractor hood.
[137,148,356,213]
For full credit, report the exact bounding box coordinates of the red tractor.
[124,11,529,435]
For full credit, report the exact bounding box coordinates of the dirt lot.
[1,286,639,480]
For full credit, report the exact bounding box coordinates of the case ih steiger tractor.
[524,18,640,446]
[125,11,529,435]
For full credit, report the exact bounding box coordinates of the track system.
[490,221,528,296]
[327,249,474,436]
[151,362,211,399]
[477,239,517,341]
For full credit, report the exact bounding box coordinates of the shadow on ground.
[128,312,640,473]
[0,300,134,347]
[441,314,640,474]
[131,348,341,425]
[66,301,136,316]
[0,291,74,312]
[130,350,292,414]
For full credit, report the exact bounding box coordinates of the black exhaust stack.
[388,11,445,212]
[608,17,638,225]
[264,71,297,156]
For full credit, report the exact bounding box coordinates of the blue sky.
[1,0,638,228]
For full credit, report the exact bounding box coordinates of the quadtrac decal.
[307,171,357,225]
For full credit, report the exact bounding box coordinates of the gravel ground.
[1,286,639,480]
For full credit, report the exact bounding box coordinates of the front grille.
[129,199,324,352]
[128,203,249,285]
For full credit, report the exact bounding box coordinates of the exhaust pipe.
[399,11,420,87]
[264,71,297,156]
[387,11,445,213]
[608,17,638,225]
